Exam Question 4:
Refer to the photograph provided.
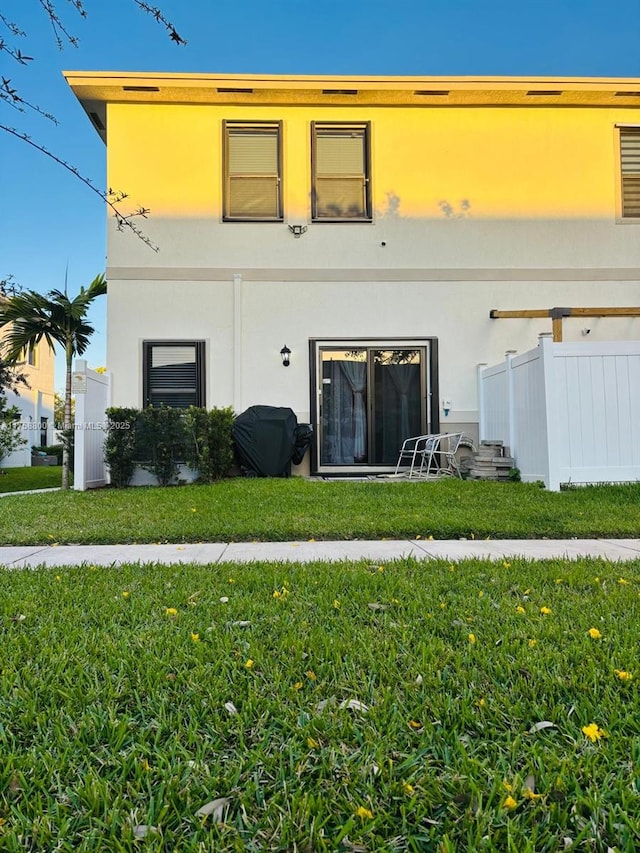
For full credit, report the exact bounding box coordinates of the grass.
[0,478,639,545]
[0,465,64,494]
[1,557,639,851]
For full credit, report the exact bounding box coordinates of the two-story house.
[65,72,640,475]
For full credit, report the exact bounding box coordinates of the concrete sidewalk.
[1,538,639,568]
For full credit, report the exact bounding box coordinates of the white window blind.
[621,128,640,217]
[225,124,281,220]
[313,124,370,220]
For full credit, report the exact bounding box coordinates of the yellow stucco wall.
[107,102,640,221]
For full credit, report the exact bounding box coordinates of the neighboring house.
[0,330,55,467]
[65,72,640,475]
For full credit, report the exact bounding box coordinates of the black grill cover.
[233,406,300,477]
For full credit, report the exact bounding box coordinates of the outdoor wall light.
[288,224,307,238]
[280,345,291,367]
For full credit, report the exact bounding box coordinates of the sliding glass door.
[315,341,435,473]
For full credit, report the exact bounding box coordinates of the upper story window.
[17,345,37,366]
[143,341,205,408]
[223,121,282,221]
[620,127,640,218]
[311,122,371,222]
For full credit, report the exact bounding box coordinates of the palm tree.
[0,274,107,489]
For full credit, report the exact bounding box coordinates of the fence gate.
[73,359,111,490]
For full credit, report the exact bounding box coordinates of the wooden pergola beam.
[490,306,640,342]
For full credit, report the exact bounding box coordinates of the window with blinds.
[620,128,640,218]
[312,123,371,221]
[143,341,205,408]
[224,122,282,220]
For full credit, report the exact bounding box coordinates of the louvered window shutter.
[314,125,370,220]
[226,124,281,219]
[145,343,204,408]
[621,129,640,218]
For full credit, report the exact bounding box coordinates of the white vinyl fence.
[478,335,640,490]
[73,360,110,490]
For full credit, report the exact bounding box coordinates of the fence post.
[477,362,488,442]
[538,334,560,491]
[505,351,517,458]
[74,359,87,491]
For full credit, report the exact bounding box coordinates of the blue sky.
[2,0,640,388]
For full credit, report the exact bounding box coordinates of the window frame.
[311,121,372,223]
[618,125,640,221]
[223,120,283,222]
[142,340,206,409]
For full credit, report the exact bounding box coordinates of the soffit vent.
[89,111,105,131]
[526,90,563,96]
[123,85,160,92]
[217,87,254,93]
[322,89,358,95]
[414,90,450,96]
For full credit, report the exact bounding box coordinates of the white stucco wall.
[107,275,640,428]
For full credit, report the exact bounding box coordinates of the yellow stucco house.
[65,72,640,475]
[0,324,55,466]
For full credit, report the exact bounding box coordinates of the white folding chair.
[395,433,443,479]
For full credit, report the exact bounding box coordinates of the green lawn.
[1,557,638,851]
[0,478,639,545]
[0,465,64,494]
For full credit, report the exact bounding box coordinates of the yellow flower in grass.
[502,795,518,810]
[614,669,633,681]
[582,723,607,742]
[540,606,552,615]
[402,781,415,795]
[588,627,602,639]
[293,681,303,690]
[468,633,476,644]
[190,633,200,643]
[502,781,513,792]
[409,719,423,730]
[528,639,537,648]
[245,659,254,669]
[618,577,630,585]
[523,787,543,800]
[503,561,511,569]
[140,758,150,772]
[478,590,484,598]
[355,806,373,820]
[307,736,319,749]
[272,590,282,599]
[333,599,341,610]
[516,605,526,614]
[122,591,130,599]
[165,607,178,618]
[305,670,317,681]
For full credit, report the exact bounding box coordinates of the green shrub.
[104,408,139,488]
[184,406,234,482]
[137,407,186,486]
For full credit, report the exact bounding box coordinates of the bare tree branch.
[1,77,58,122]
[0,1,185,251]
[1,123,160,252]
